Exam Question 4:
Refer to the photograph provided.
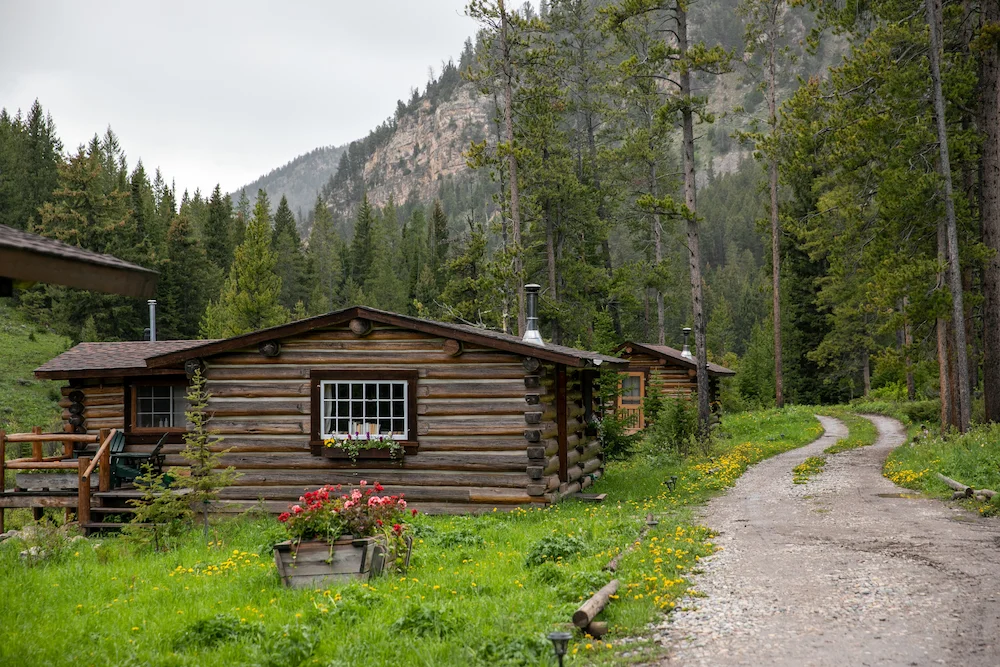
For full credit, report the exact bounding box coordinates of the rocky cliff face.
[326,83,491,214]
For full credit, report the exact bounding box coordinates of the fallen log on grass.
[604,514,656,573]
[585,621,608,638]
[573,579,619,628]
[936,472,973,498]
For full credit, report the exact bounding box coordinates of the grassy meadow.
[0,407,823,667]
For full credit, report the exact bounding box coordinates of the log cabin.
[34,302,625,515]
[615,341,735,431]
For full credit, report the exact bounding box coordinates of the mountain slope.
[232,144,347,222]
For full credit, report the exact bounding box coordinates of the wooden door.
[618,372,645,433]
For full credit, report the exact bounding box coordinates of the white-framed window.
[320,380,408,439]
[135,385,188,429]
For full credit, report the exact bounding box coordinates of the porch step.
[81,522,152,534]
[91,506,137,514]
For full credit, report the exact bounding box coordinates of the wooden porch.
[0,428,124,533]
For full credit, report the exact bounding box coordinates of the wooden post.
[31,426,42,461]
[349,318,372,336]
[442,339,463,357]
[0,430,5,533]
[99,444,111,493]
[62,423,74,458]
[557,365,568,484]
[77,456,91,527]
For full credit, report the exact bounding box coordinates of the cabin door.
[618,372,645,433]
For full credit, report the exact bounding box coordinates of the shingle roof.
[34,340,215,379]
[146,306,627,369]
[620,342,736,376]
[0,224,158,297]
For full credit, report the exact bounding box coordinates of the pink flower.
[360,480,367,487]
[398,500,407,509]
[292,505,303,514]
[351,489,362,501]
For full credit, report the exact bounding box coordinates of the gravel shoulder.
[653,414,1000,667]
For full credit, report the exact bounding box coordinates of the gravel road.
[652,414,1000,666]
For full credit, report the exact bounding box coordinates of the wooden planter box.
[273,536,382,588]
[308,443,418,459]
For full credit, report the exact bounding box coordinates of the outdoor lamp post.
[548,631,572,667]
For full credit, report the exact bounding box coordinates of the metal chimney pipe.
[681,327,693,359]
[522,284,545,346]
[148,299,157,342]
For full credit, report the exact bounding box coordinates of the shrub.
[255,624,319,667]
[477,635,552,666]
[173,614,263,651]
[524,534,587,567]
[433,528,484,549]
[645,394,699,456]
[390,603,454,637]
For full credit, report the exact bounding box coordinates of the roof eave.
[146,306,623,369]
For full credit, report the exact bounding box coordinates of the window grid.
[321,380,407,440]
[136,385,186,429]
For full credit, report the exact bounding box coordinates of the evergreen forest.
[2,0,999,431]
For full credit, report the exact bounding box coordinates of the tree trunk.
[981,0,1000,422]
[903,297,915,400]
[651,160,666,345]
[926,0,971,431]
[587,113,623,337]
[678,3,711,435]
[862,349,871,397]
[499,0,525,336]
[938,217,953,432]
[766,2,783,409]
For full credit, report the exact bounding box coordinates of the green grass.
[0,407,821,666]
[814,408,879,455]
[792,456,826,484]
[884,423,1000,516]
[0,299,70,435]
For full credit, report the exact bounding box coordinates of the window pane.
[392,383,403,399]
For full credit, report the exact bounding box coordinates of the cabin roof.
[34,340,215,379]
[35,306,625,380]
[618,341,736,376]
[0,224,158,298]
[146,306,626,369]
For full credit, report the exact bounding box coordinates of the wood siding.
[55,324,606,513]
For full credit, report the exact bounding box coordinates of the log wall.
[59,383,125,437]
[196,325,546,512]
[53,324,607,513]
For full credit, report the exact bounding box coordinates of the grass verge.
[0,407,821,666]
[792,456,826,484]
[884,423,1000,517]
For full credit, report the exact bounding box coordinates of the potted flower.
[272,481,416,588]
[317,433,405,463]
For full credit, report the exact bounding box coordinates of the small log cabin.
[615,342,735,431]
[34,307,625,514]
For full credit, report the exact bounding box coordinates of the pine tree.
[201,190,289,337]
[306,196,344,314]
[204,184,235,273]
[179,369,238,540]
[271,195,307,310]
[159,216,221,340]
[348,194,376,286]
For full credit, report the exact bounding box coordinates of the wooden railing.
[0,427,116,530]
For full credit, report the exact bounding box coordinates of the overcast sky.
[0,1,476,196]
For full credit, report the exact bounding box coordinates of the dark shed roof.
[0,224,158,298]
[34,340,215,379]
[618,342,736,376]
[146,306,625,369]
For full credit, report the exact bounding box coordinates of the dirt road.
[654,415,1000,666]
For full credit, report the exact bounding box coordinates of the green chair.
[110,432,168,488]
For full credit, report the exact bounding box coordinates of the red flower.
[278,512,290,523]
[392,523,402,534]
[411,509,418,517]
[376,519,383,527]
[375,483,384,492]
[292,505,303,514]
